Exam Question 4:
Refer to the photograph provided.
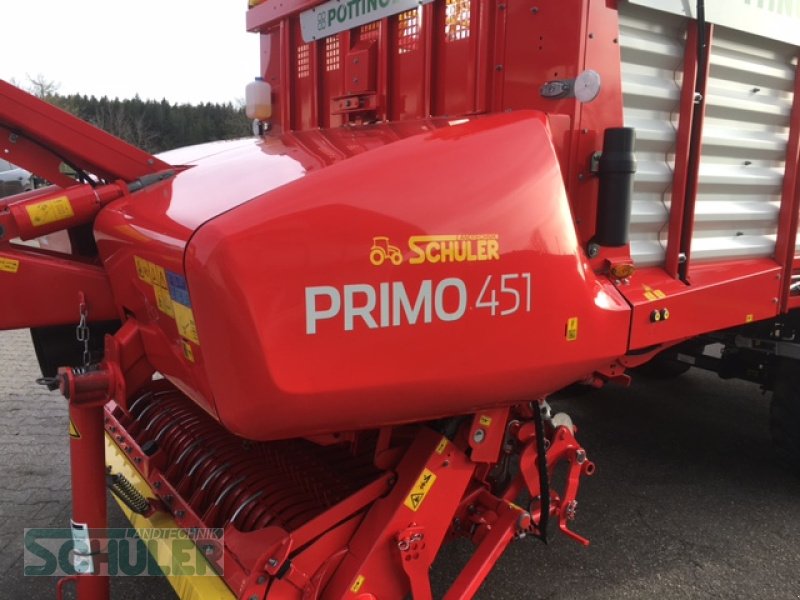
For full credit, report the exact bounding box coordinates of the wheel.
[369,248,385,266]
[770,359,800,475]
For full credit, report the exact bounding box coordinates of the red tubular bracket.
[1,182,125,242]
[519,425,595,546]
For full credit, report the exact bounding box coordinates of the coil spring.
[107,472,151,515]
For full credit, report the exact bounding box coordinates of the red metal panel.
[501,0,583,113]
[389,9,427,120]
[624,261,782,350]
[489,0,506,112]
[183,113,631,440]
[433,0,481,115]
[569,0,626,247]
[292,20,316,130]
[321,34,346,127]
[0,245,116,329]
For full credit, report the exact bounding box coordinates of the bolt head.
[472,428,486,443]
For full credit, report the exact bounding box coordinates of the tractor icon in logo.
[369,236,403,266]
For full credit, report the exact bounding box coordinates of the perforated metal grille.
[398,9,420,54]
[297,44,310,78]
[445,0,470,42]
[325,36,340,72]
[360,21,379,41]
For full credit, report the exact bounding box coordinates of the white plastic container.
[245,77,272,121]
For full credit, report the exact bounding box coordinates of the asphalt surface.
[2,327,800,599]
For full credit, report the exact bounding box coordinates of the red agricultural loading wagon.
[1,0,800,597]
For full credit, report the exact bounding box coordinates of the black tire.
[770,359,800,475]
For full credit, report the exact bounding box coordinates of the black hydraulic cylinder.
[595,127,636,247]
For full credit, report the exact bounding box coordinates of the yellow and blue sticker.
[167,271,200,345]
[134,256,200,347]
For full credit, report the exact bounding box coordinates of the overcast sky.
[1,1,260,105]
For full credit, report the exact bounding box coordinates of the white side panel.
[692,27,795,262]
[619,2,797,267]
[618,3,685,266]
[627,0,800,47]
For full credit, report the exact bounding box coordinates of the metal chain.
[76,299,90,366]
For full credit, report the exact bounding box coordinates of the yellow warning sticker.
[479,415,492,427]
[644,291,656,301]
[69,419,81,439]
[173,303,200,344]
[155,286,175,318]
[26,196,75,227]
[435,437,448,455]
[134,256,168,289]
[350,575,365,593]
[653,289,666,299]
[0,257,19,273]
[745,313,754,323]
[181,340,195,363]
[404,468,437,512]
[566,317,579,342]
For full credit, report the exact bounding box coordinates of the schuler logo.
[369,234,501,266]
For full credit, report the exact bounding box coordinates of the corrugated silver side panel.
[619,1,797,266]
[692,27,796,262]
[618,2,685,266]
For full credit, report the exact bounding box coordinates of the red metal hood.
[95,113,632,439]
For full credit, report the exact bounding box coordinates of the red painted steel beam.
[247,0,319,32]
[0,245,116,330]
[0,81,169,183]
[422,3,434,117]
[280,20,293,133]
[776,56,800,312]
[664,22,713,280]
[57,366,116,600]
[677,22,713,282]
[442,502,523,600]
[664,22,701,279]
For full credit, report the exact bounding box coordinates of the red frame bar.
[664,22,713,280]
[776,56,800,312]
[247,0,318,32]
[664,22,700,278]
[0,245,116,330]
[0,81,168,184]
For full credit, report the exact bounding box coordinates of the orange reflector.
[610,263,635,279]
